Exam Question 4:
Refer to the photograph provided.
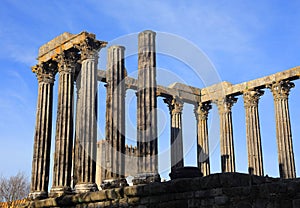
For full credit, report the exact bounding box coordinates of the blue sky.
[1,0,300,181]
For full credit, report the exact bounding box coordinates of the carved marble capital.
[268,80,294,100]
[243,89,264,108]
[194,102,212,121]
[214,95,237,114]
[164,97,184,115]
[56,49,80,74]
[77,37,107,61]
[32,61,57,84]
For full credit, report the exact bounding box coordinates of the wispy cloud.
[93,1,261,54]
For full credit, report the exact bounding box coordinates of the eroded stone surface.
[22,173,300,208]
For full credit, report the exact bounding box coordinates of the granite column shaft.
[137,30,158,174]
[74,38,106,192]
[29,62,56,199]
[51,51,78,195]
[243,90,264,176]
[216,96,237,173]
[270,80,296,179]
[195,102,211,176]
[105,46,126,180]
[164,97,184,174]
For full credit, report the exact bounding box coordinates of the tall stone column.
[269,80,296,179]
[215,96,237,173]
[243,89,264,176]
[103,46,127,188]
[164,97,184,175]
[74,38,106,192]
[134,30,160,184]
[50,50,78,196]
[29,61,57,199]
[194,102,212,176]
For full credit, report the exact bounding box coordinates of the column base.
[169,167,203,180]
[132,172,161,185]
[100,178,128,190]
[74,183,98,193]
[28,191,48,200]
[49,186,73,198]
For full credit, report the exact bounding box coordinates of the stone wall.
[23,173,300,208]
[124,145,138,177]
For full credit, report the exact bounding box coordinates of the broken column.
[102,46,127,188]
[194,102,212,176]
[50,50,78,196]
[164,97,184,177]
[29,61,57,199]
[269,80,296,179]
[243,89,264,176]
[74,37,106,192]
[134,30,160,184]
[215,96,237,173]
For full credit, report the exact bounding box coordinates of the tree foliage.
[0,171,30,206]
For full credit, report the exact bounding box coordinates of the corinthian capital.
[194,102,212,121]
[214,95,237,114]
[56,49,80,74]
[164,97,184,115]
[32,60,57,84]
[243,89,264,108]
[77,37,107,61]
[268,80,294,100]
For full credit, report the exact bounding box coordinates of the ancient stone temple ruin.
[26,31,300,207]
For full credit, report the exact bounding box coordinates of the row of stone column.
[194,80,296,179]
[30,30,296,199]
[30,38,106,199]
[103,30,160,186]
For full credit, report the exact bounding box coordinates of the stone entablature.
[37,32,107,64]
[97,66,300,104]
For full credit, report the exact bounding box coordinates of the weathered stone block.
[149,195,164,204]
[140,196,150,205]
[234,201,253,208]
[195,190,205,198]
[188,198,201,208]
[157,200,188,208]
[124,186,143,196]
[293,199,300,207]
[279,199,292,208]
[82,190,107,202]
[170,178,198,193]
[174,192,194,200]
[214,196,229,205]
[24,173,300,208]
[208,188,223,197]
[128,197,140,205]
[219,173,250,188]
[106,189,118,200]
[286,182,300,197]
[190,177,201,190]
[34,198,57,207]
[201,198,215,206]
[200,174,220,189]
[253,199,268,208]
[114,188,124,198]
[148,182,164,195]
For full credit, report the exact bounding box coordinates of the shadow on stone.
[169,167,203,180]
